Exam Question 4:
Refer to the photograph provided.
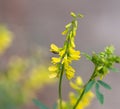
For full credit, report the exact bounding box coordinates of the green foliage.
[97,80,111,90]
[33,99,49,109]
[95,83,104,104]
[85,80,95,93]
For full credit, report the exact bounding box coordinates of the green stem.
[73,66,98,109]
[59,64,64,109]
[73,88,85,109]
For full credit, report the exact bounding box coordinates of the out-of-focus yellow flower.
[57,100,68,109]
[48,65,58,78]
[0,26,12,54]
[48,65,58,72]
[69,76,94,109]
[74,91,94,109]
[75,76,83,86]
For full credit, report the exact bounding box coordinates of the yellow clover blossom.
[69,77,94,109]
[49,12,82,80]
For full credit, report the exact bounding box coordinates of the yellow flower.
[50,43,59,54]
[0,26,12,54]
[61,30,67,35]
[75,76,83,86]
[65,65,75,79]
[69,48,80,60]
[70,37,75,48]
[48,65,58,78]
[66,70,75,80]
[69,92,77,105]
[59,48,66,57]
[49,72,58,78]
[69,76,83,90]
[51,57,61,64]
[48,65,58,72]
[69,77,94,109]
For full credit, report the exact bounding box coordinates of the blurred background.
[0,0,120,109]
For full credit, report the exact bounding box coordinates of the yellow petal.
[48,66,58,72]
[75,76,83,86]
[66,70,74,80]
[51,57,61,64]
[49,72,57,78]
[50,43,59,53]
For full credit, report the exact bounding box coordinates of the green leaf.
[53,102,57,109]
[85,80,95,93]
[97,80,112,90]
[95,83,104,104]
[33,99,49,109]
[109,67,120,72]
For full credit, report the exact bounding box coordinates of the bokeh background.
[0,0,120,109]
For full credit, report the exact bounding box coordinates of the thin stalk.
[73,66,98,109]
[58,64,64,109]
[73,89,85,109]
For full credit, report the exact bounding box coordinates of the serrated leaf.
[85,80,95,93]
[109,67,120,72]
[97,80,112,90]
[33,99,49,109]
[95,83,104,104]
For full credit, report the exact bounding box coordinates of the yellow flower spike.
[51,57,61,64]
[50,43,59,54]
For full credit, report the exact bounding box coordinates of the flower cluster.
[88,45,120,79]
[57,77,94,109]
[69,77,94,109]
[48,12,83,80]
